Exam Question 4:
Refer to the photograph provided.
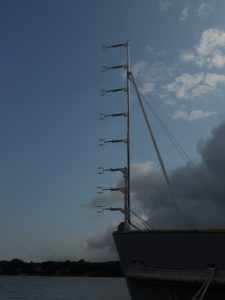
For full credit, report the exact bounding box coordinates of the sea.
[0,276,131,300]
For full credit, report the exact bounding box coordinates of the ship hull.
[113,230,225,300]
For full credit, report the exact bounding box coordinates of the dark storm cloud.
[85,225,118,260]
[130,121,225,229]
[87,121,225,252]
[198,122,225,176]
[86,225,116,252]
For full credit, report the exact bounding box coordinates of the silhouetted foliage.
[0,259,123,277]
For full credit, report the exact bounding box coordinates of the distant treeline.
[0,259,123,277]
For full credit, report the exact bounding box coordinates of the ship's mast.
[99,42,185,229]
[99,41,131,229]
[126,41,131,225]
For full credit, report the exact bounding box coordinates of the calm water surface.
[0,276,131,300]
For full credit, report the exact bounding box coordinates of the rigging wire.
[129,72,185,229]
[136,86,225,226]
[101,206,153,230]
[129,222,141,230]
[139,92,209,195]
[140,94,225,225]
[130,209,154,230]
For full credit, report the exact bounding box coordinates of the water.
[0,276,131,300]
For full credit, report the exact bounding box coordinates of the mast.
[99,41,131,230]
[99,42,184,229]
[126,41,131,225]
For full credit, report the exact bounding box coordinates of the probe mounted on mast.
[97,41,131,230]
[101,87,127,96]
[99,112,128,120]
[102,41,128,51]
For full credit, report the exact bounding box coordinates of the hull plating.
[113,230,225,300]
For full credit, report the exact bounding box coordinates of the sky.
[0,0,225,262]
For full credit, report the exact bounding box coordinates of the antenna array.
[98,41,131,230]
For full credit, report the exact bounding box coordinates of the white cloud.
[196,29,225,56]
[179,3,190,22]
[130,60,167,98]
[179,51,194,62]
[131,60,176,96]
[205,73,225,87]
[190,84,212,99]
[131,60,149,79]
[131,161,155,176]
[141,82,155,95]
[132,60,174,83]
[179,28,225,68]
[164,73,204,99]
[131,31,225,111]
[159,0,173,12]
[210,51,225,68]
[146,45,154,54]
[198,2,213,18]
[146,46,166,57]
[170,109,217,121]
[164,72,225,100]
[132,57,225,102]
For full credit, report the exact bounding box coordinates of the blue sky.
[1,0,225,261]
